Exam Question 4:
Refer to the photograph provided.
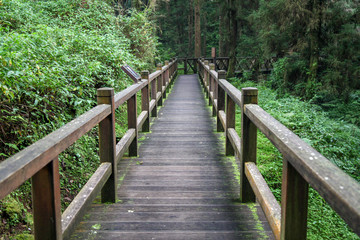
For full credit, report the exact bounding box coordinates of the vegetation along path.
[70,74,274,239]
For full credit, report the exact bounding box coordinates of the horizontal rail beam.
[245,162,281,240]
[62,162,112,239]
[227,128,241,156]
[244,104,360,234]
[114,80,147,109]
[0,104,111,199]
[219,79,242,107]
[115,129,136,164]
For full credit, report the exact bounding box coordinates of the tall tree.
[227,0,238,77]
[194,0,202,57]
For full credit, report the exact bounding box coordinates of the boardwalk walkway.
[70,74,274,239]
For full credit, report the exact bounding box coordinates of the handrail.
[198,59,360,240]
[0,58,178,240]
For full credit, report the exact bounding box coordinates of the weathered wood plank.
[115,129,136,164]
[62,163,112,239]
[219,79,242,107]
[127,95,137,157]
[245,104,360,234]
[137,111,148,130]
[219,110,226,131]
[0,104,110,199]
[113,80,147,109]
[245,162,281,240]
[227,128,241,156]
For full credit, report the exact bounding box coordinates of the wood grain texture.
[115,129,136,164]
[245,104,360,234]
[0,104,110,199]
[70,74,274,240]
[245,162,281,240]
[62,163,112,239]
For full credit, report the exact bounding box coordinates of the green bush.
[0,0,160,237]
[232,79,360,239]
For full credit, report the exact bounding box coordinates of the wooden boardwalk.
[70,74,274,239]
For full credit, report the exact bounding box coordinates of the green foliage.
[0,0,160,237]
[231,78,360,239]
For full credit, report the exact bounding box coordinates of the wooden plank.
[219,79,242,107]
[98,88,117,203]
[137,111,148,131]
[156,92,162,102]
[62,163,112,239]
[227,128,241,155]
[281,159,309,240]
[149,99,156,113]
[245,162,281,240]
[32,157,62,240]
[245,104,360,234]
[217,71,226,132]
[225,94,235,156]
[114,80,147,109]
[115,129,136,164]
[0,104,110,199]
[219,110,226,131]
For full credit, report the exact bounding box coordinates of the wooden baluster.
[210,63,217,116]
[151,70,157,118]
[281,159,309,240]
[217,70,226,132]
[240,87,258,202]
[165,60,170,89]
[162,62,167,99]
[97,88,116,203]
[184,58,188,74]
[128,94,138,157]
[204,60,209,98]
[141,70,150,132]
[225,93,235,156]
[157,63,163,106]
[32,157,62,240]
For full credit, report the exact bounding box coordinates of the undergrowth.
[0,0,159,238]
[231,78,360,239]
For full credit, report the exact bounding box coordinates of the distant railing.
[0,59,178,240]
[198,59,360,240]
[179,56,276,75]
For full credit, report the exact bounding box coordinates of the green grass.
[229,79,360,239]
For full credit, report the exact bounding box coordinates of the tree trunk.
[194,0,202,58]
[307,0,322,97]
[227,0,237,78]
[188,0,194,56]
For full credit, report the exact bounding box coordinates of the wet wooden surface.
[70,74,274,240]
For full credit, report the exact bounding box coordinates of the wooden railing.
[179,56,276,74]
[198,59,360,240]
[0,59,178,240]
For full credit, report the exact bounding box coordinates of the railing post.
[141,70,150,132]
[240,87,258,202]
[128,94,138,156]
[162,62,167,99]
[165,60,170,89]
[209,63,215,107]
[281,159,309,240]
[97,88,116,203]
[184,58,188,74]
[32,157,62,240]
[204,60,209,98]
[217,70,226,132]
[210,63,217,117]
[157,63,163,106]
[225,93,235,156]
[151,70,157,118]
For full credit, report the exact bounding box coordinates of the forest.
[0,0,359,239]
